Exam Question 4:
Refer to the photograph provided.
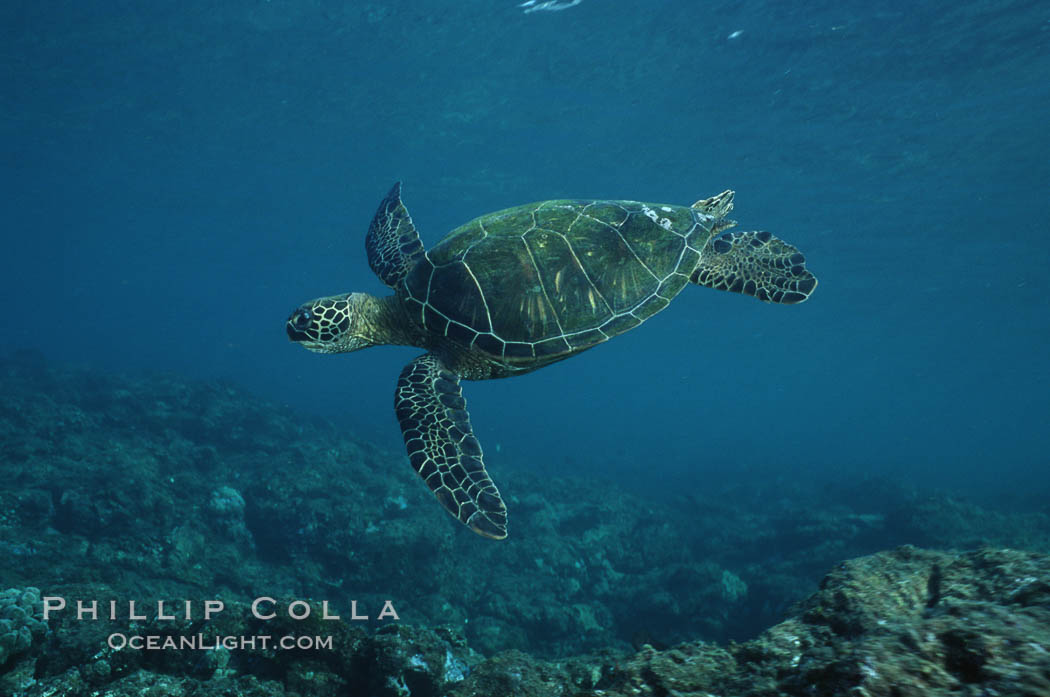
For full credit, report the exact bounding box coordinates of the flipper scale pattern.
[395,354,508,539]
[366,182,426,288]
[692,230,817,304]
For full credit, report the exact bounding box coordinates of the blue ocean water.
[3,0,1048,505]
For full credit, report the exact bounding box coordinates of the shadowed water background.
[3,0,1048,504]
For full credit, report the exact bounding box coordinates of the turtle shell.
[401,199,717,363]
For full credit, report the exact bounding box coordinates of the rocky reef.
[0,587,48,684]
[3,546,1049,696]
[1,351,1048,695]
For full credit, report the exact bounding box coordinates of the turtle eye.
[293,310,313,331]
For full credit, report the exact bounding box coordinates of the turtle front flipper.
[395,354,508,539]
[366,182,426,288]
[691,230,818,304]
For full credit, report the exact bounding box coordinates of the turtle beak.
[286,321,307,342]
[286,309,312,343]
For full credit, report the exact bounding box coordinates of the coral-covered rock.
[2,357,1050,696]
[0,587,49,695]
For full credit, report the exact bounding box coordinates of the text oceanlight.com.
[107,633,333,650]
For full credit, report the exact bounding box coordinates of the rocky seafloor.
[1,351,1048,696]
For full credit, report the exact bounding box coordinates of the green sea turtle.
[286,183,816,539]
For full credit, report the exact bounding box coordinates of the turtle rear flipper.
[692,230,817,304]
[691,190,737,235]
[395,354,508,539]
[691,189,735,219]
[366,182,426,288]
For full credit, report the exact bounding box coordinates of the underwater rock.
[351,624,477,697]
[206,486,254,550]
[11,490,53,528]
[0,587,49,695]
[4,547,1047,696]
[593,546,1050,697]
[3,356,1050,694]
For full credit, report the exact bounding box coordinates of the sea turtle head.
[286,293,373,353]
